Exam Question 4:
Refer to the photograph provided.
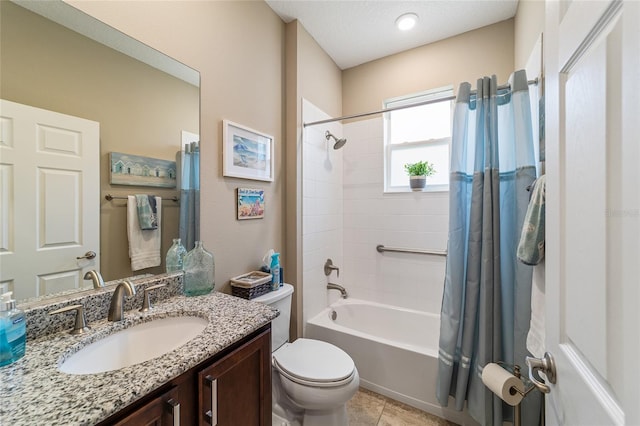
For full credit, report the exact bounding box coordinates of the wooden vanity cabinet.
[197,323,271,426]
[99,324,271,426]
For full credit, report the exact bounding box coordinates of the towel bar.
[105,194,179,202]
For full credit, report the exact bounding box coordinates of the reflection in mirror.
[0,0,200,302]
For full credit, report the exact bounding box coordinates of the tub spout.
[327,282,348,299]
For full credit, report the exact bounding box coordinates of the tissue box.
[230,271,272,299]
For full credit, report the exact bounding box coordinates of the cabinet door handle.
[166,398,180,426]
[205,375,217,425]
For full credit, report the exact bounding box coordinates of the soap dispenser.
[0,292,26,366]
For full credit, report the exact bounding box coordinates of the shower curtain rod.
[303,78,538,128]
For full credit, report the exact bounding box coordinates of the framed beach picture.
[237,188,265,220]
[110,152,177,188]
[223,120,274,182]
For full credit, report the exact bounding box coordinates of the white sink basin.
[59,316,208,375]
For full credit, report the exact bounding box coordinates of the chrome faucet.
[327,282,348,299]
[84,270,105,289]
[108,280,136,322]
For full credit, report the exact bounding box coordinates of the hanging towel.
[135,194,158,230]
[135,194,157,230]
[526,261,545,358]
[517,175,546,265]
[127,195,162,271]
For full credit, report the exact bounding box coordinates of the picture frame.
[223,119,274,182]
[110,152,177,188]
[237,188,265,220]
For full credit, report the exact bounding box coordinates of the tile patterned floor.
[347,388,459,426]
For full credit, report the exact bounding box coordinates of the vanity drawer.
[112,385,181,426]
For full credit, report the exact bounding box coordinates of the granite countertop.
[0,292,278,426]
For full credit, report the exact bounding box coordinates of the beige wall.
[285,20,342,338]
[342,19,515,116]
[297,23,343,118]
[9,0,535,335]
[0,2,198,282]
[514,0,545,70]
[66,1,285,292]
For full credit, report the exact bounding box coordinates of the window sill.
[384,184,449,194]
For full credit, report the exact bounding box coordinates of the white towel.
[526,260,545,358]
[127,195,162,271]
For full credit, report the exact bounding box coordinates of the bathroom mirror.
[0,0,200,302]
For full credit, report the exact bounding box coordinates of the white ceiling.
[265,0,520,70]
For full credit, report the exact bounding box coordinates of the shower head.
[325,131,347,150]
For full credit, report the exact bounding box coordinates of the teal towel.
[135,194,158,230]
[517,175,545,265]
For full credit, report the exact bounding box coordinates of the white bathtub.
[306,299,477,426]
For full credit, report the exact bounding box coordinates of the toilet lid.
[273,338,355,384]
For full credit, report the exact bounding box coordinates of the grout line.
[375,393,392,426]
[375,398,385,426]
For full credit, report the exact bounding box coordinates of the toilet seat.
[273,338,355,388]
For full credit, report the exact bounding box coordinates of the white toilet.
[253,283,359,426]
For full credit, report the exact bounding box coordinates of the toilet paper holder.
[490,362,540,426]
[498,362,537,396]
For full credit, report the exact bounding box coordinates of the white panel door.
[0,100,100,300]
[545,1,639,425]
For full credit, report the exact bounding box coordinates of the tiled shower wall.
[301,99,343,330]
[342,118,449,315]
[301,101,449,324]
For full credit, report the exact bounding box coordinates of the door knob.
[525,352,557,393]
[76,251,96,260]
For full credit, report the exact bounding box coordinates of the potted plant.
[404,160,436,191]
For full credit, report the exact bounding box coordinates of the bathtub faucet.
[327,282,348,299]
[324,259,340,277]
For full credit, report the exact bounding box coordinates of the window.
[384,87,453,192]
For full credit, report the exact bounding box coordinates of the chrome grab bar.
[376,244,447,257]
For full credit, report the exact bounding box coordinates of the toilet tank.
[252,283,293,351]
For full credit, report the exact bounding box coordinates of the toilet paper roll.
[481,363,524,406]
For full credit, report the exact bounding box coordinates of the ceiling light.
[396,13,418,31]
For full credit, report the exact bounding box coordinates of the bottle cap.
[0,292,16,312]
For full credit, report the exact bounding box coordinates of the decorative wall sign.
[223,120,274,182]
[237,188,265,220]
[110,152,176,188]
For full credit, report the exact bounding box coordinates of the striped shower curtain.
[436,70,541,426]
